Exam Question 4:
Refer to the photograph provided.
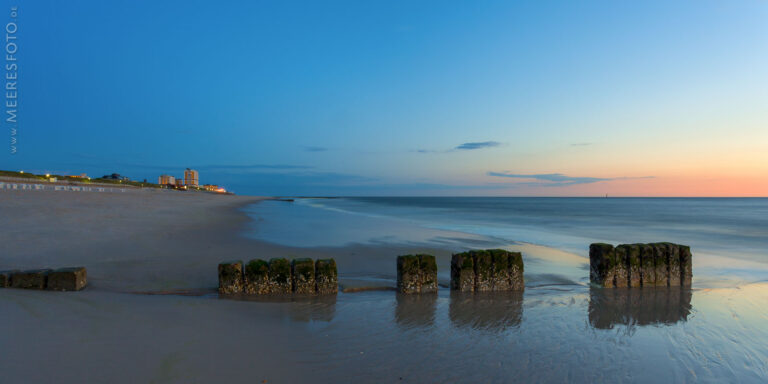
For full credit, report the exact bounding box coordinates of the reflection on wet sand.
[395,293,437,328]
[588,287,692,330]
[449,291,524,331]
[223,294,338,322]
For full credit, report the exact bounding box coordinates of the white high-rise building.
[184,168,199,187]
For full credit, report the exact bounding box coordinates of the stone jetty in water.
[450,249,524,292]
[396,254,438,294]
[0,267,87,291]
[589,243,692,288]
[218,258,338,295]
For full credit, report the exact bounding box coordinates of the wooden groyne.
[219,258,338,295]
[450,249,524,292]
[590,243,692,288]
[0,267,88,291]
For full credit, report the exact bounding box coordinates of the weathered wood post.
[268,258,292,294]
[589,244,616,288]
[218,261,244,294]
[315,259,338,295]
[450,252,475,292]
[679,245,692,286]
[292,258,316,294]
[397,254,437,294]
[590,242,692,288]
[451,249,524,292]
[244,259,270,294]
[46,267,88,291]
[11,269,52,290]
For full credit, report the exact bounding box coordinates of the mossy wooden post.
[666,243,681,286]
[679,245,692,287]
[11,269,51,290]
[614,246,629,288]
[652,243,670,287]
[508,251,525,291]
[244,259,270,294]
[474,250,493,292]
[419,255,438,293]
[46,267,87,291]
[268,258,292,294]
[0,270,18,288]
[218,261,244,294]
[315,259,338,295]
[626,244,642,288]
[589,244,616,288]
[489,249,511,291]
[450,252,475,292]
[397,255,421,294]
[639,244,655,287]
[292,258,316,294]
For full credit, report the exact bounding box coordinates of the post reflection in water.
[449,291,524,331]
[588,287,692,330]
[287,295,338,323]
[395,293,438,328]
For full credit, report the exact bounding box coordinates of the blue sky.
[3,0,768,196]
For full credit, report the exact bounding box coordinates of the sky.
[2,0,767,196]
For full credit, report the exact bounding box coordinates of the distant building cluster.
[157,168,226,193]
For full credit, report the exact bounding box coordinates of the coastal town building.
[184,168,199,187]
[158,175,175,185]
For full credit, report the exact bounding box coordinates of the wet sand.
[1,190,767,383]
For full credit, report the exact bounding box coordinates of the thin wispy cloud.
[303,146,328,152]
[417,141,503,154]
[571,142,592,147]
[488,172,654,187]
[455,141,502,150]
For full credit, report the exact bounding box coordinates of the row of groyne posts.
[0,242,691,295]
[218,250,525,295]
[219,243,693,296]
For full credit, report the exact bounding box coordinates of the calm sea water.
[246,197,768,264]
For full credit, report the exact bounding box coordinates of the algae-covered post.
[613,245,629,288]
[490,250,511,291]
[474,250,493,292]
[268,258,292,294]
[590,242,692,288]
[46,267,87,291]
[451,249,524,292]
[315,259,338,295]
[244,259,270,295]
[508,251,525,291]
[639,244,655,287]
[397,255,422,294]
[626,244,642,288]
[218,261,244,294]
[589,244,616,288]
[450,252,475,292]
[419,255,438,293]
[292,258,316,294]
[679,245,693,286]
[666,243,681,286]
[11,269,52,290]
[652,243,670,287]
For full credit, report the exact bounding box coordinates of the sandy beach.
[2,190,767,383]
